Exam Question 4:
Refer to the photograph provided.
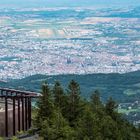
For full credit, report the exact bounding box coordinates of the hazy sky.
[0,0,140,8]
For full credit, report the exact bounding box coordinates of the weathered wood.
[25,97,28,130]
[13,97,16,135]
[28,97,32,128]
[0,88,39,137]
[5,96,8,137]
[0,87,40,96]
[22,97,25,131]
[18,97,21,131]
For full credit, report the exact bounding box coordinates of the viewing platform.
[0,88,40,137]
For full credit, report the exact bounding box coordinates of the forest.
[2,71,140,102]
[33,80,140,140]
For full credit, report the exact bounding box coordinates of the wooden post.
[18,97,21,131]
[13,97,16,135]
[1,90,3,99]
[5,96,8,137]
[22,97,25,131]
[28,97,32,128]
[0,88,39,137]
[1,90,3,96]
[25,97,28,130]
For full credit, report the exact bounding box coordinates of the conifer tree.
[90,90,104,117]
[35,82,54,128]
[105,97,118,120]
[53,81,65,109]
[91,90,102,108]
[41,109,75,140]
[66,80,81,126]
[76,106,96,140]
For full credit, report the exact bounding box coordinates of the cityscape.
[1,7,140,80]
[0,0,140,138]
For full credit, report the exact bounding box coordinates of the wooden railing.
[0,88,40,137]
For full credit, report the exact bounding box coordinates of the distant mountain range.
[1,70,140,103]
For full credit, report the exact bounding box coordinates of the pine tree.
[90,90,104,117]
[35,83,54,128]
[40,109,75,140]
[90,90,102,109]
[105,97,118,120]
[76,106,96,140]
[66,80,82,126]
[53,81,65,109]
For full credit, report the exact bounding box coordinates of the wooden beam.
[25,97,28,130]
[0,87,40,96]
[28,97,32,128]
[22,97,25,131]
[0,95,39,98]
[18,97,21,131]
[5,96,8,137]
[13,97,16,135]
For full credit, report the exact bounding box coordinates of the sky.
[0,0,140,8]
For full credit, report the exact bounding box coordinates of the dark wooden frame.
[0,88,39,137]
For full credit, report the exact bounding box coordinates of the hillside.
[1,71,140,103]
[34,81,140,140]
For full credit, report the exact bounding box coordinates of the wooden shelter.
[0,88,40,137]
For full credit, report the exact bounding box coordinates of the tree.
[76,106,97,140]
[100,115,122,140]
[105,97,118,120]
[90,90,105,117]
[90,90,103,109]
[35,83,54,128]
[53,81,65,109]
[66,80,82,126]
[40,109,75,140]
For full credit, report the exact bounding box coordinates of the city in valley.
[1,7,140,80]
[0,0,140,139]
